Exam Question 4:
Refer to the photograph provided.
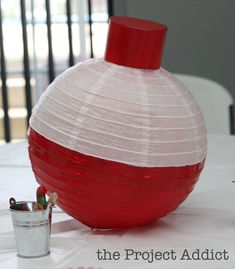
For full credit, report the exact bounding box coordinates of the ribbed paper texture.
[30,59,207,167]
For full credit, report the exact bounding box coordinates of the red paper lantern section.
[28,17,207,229]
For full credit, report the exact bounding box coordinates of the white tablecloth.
[0,135,234,269]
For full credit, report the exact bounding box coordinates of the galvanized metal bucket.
[10,201,52,258]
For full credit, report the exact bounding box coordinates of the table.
[0,135,235,269]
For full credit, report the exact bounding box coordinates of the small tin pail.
[10,201,52,258]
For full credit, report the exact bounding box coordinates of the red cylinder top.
[104,16,167,70]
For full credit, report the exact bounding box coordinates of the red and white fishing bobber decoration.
[28,16,207,229]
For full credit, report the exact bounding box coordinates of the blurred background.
[0,0,111,143]
[113,0,235,100]
[0,0,234,143]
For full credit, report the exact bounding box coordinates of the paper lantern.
[28,16,207,229]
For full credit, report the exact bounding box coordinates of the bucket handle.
[9,197,16,206]
[42,203,53,219]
